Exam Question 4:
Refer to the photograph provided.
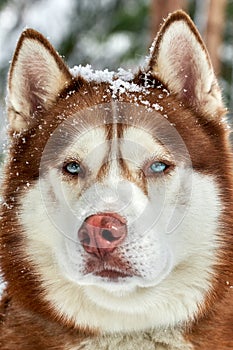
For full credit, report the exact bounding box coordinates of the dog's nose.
[78,213,127,258]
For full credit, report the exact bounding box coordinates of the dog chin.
[92,278,139,297]
[77,263,172,298]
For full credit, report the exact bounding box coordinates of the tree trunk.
[150,0,187,40]
[204,0,227,75]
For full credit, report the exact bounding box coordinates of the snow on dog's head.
[1,11,232,334]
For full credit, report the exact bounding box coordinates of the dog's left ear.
[148,10,225,117]
[7,29,73,132]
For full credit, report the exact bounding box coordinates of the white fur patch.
[121,127,173,169]
[62,126,108,170]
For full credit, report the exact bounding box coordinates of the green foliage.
[0,0,8,10]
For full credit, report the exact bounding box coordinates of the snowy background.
[0,0,233,293]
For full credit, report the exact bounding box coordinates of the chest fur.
[67,329,193,350]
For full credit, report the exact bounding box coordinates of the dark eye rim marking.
[62,160,85,178]
[150,161,169,173]
[143,159,174,177]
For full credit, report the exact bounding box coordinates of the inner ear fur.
[148,10,225,117]
[8,29,73,132]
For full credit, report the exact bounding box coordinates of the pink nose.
[78,213,127,258]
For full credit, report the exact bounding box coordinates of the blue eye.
[150,161,168,173]
[65,162,81,175]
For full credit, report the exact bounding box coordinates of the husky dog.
[0,10,232,350]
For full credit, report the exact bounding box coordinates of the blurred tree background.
[0,0,232,152]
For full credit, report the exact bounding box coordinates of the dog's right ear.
[147,10,224,117]
[7,29,73,132]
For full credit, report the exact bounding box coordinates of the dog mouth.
[84,259,135,282]
[94,269,132,281]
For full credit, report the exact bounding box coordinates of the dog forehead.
[120,126,171,165]
[46,99,191,168]
[122,127,165,152]
[68,126,107,156]
[60,123,170,171]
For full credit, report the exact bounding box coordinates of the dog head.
[1,11,232,333]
